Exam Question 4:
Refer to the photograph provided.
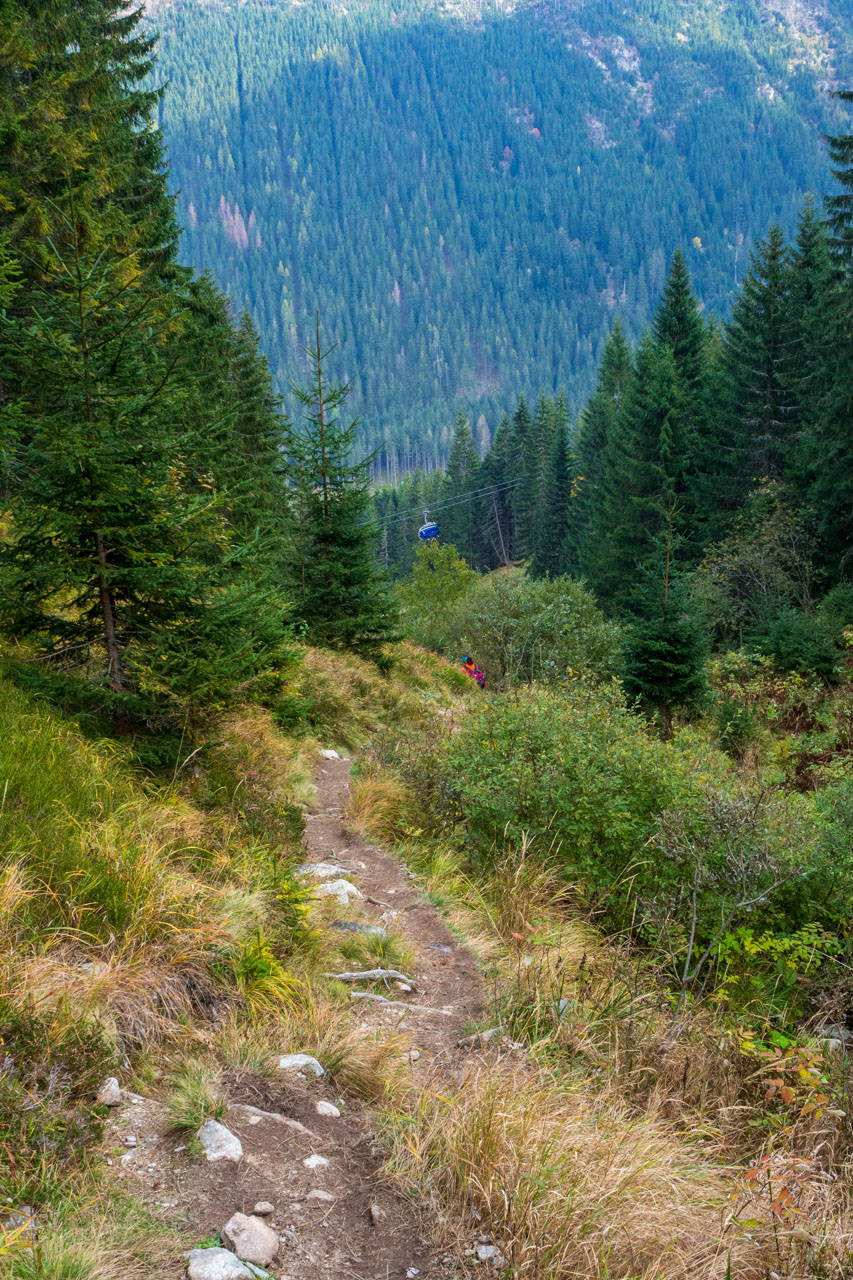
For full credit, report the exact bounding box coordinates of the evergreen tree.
[441,411,481,561]
[530,414,571,578]
[591,337,687,607]
[806,93,853,577]
[622,579,708,738]
[509,394,533,559]
[285,321,397,657]
[0,231,289,720]
[565,321,633,579]
[719,225,794,487]
[479,414,513,567]
[652,248,707,395]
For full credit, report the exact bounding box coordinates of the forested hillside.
[150,0,853,470]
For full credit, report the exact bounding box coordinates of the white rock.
[187,1247,255,1280]
[315,1100,341,1117]
[253,1202,274,1217]
[197,1120,243,1163]
[408,1049,421,1062]
[369,1202,387,1226]
[294,862,346,881]
[306,1188,335,1202]
[407,1270,420,1278]
[96,1077,122,1106]
[303,1154,329,1169]
[222,1213,279,1268]
[314,879,363,904]
[278,1053,324,1077]
[249,1115,261,1125]
[319,749,341,760]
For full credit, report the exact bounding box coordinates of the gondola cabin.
[418,519,440,540]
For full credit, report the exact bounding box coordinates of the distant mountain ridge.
[149,0,853,469]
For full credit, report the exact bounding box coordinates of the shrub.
[437,685,686,905]
[714,697,758,758]
[441,570,620,687]
[751,607,840,681]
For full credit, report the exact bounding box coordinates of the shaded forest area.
[151,0,853,471]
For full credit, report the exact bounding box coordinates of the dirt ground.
[104,753,485,1280]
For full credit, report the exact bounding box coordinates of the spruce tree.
[509,393,533,559]
[530,414,572,578]
[720,225,794,487]
[652,248,707,395]
[565,321,633,580]
[622,578,708,738]
[479,414,514,567]
[285,320,397,658]
[806,93,853,577]
[0,232,289,720]
[592,337,687,608]
[441,412,481,561]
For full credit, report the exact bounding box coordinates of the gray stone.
[96,1077,122,1106]
[319,749,341,760]
[222,1213,279,1268]
[302,1153,328,1169]
[329,921,387,939]
[253,1202,275,1217]
[314,879,363,904]
[315,1100,340,1117]
[187,1248,256,1280]
[294,862,344,881]
[277,1053,324,1077]
[305,1188,335,1203]
[368,1202,386,1226]
[197,1120,243,1163]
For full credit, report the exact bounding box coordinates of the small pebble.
[315,1100,341,1117]
[303,1154,329,1169]
[254,1201,275,1216]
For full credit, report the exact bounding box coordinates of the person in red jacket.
[461,655,486,689]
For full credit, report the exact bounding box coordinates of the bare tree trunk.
[96,532,123,693]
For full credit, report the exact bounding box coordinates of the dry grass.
[348,772,418,843]
[387,1058,755,1280]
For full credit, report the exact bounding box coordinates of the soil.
[104,752,485,1280]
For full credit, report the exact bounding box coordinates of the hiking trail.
[103,750,485,1280]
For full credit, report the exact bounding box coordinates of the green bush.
[751,607,840,681]
[714,697,758,758]
[441,570,620,687]
[437,685,688,902]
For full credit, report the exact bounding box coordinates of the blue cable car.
[418,509,440,541]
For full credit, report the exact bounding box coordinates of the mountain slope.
[150,0,853,467]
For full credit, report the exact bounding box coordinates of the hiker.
[461,655,486,689]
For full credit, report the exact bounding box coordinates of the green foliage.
[621,588,709,731]
[751,607,841,681]
[714,697,758,758]
[397,541,478,651]
[440,570,620,687]
[285,325,398,659]
[165,1062,226,1133]
[436,686,683,901]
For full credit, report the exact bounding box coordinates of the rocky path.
[104,751,484,1280]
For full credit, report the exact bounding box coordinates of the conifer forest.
[5,1,853,1277]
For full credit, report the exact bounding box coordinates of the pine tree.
[514,391,554,560]
[530,414,572,578]
[479,414,513,567]
[652,248,706,395]
[805,93,853,577]
[591,337,687,608]
[285,320,397,657]
[565,321,633,579]
[622,579,708,738]
[0,0,177,279]
[509,393,533,559]
[720,225,794,488]
[0,231,289,720]
[441,411,481,561]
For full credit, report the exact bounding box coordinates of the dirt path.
[105,753,484,1280]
